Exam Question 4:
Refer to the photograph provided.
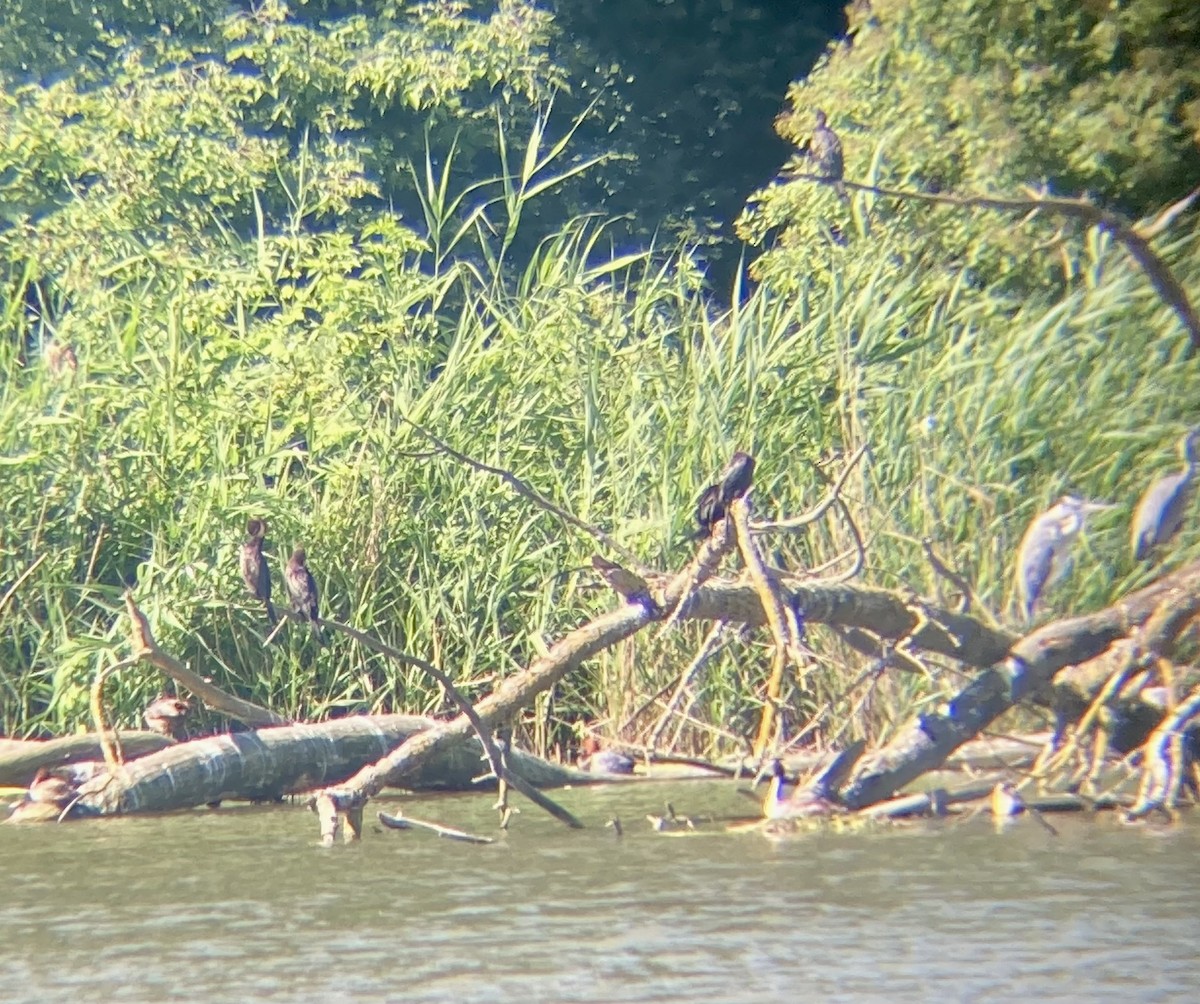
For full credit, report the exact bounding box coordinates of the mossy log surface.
[670,576,1016,667]
[67,715,588,816]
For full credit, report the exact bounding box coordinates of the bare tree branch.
[124,592,286,728]
[786,175,1200,350]
[402,415,648,572]
[322,618,582,830]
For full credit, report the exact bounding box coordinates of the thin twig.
[89,657,139,773]
[824,496,866,583]
[0,553,47,620]
[751,444,869,531]
[733,498,802,756]
[779,656,888,757]
[402,415,648,573]
[324,617,584,829]
[646,621,727,752]
[921,537,976,615]
[123,592,287,727]
[84,523,105,585]
[378,809,495,844]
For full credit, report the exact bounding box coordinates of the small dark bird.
[693,452,757,540]
[285,547,325,644]
[591,555,658,612]
[240,518,277,627]
[718,451,756,506]
[693,482,725,539]
[144,696,191,741]
[809,109,846,199]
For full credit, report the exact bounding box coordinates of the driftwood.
[301,485,1198,839]
[12,442,1195,837]
[1048,586,1200,750]
[377,809,495,844]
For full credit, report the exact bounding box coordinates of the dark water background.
[2,780,1196,1002]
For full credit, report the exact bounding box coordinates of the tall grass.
[1,112,1197,759]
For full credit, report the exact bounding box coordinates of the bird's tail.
[264,599,278,628]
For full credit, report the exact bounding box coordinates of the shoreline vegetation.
[2,1,1198,836]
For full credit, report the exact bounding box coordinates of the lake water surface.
[2,780,1196,1002]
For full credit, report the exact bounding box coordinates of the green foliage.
[0,0,227,77]
[738,0,1200,295]
[1,0,1197,763]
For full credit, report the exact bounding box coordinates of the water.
[2,780,1196,1002]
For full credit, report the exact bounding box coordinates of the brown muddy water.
[1,779,1196,1002]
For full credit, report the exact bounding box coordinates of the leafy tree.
[738,0,1200,294]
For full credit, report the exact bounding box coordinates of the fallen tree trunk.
[0,732,173,788]
[839,560,1200,809]
[1047,586,1200,751]
[669,575,1016,667]
[70,714,590,815]
[309,525,737,821]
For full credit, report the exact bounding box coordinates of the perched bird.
[692,451,757,540]
[591,555,658,612]
[717,450,756,506]
[763,759,841,820]
[143,696,191,741]
[809,109,846,198]
[692,482,725,539]
[25,767,77,807]
[990,781,1025,819]
[285,547,326,644]
[1131,427,1199,561]
[1015,495,1114,621]
[578,735,635,775]
[240,518,277,627]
